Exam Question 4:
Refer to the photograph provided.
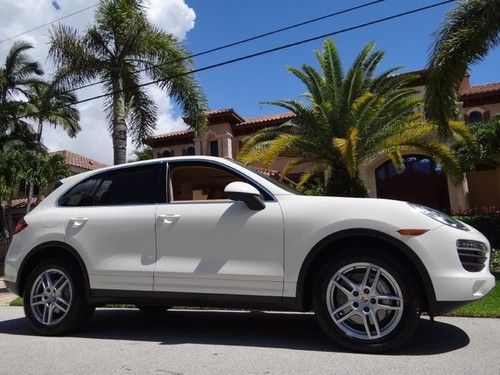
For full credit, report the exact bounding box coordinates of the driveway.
[0,307,498,374]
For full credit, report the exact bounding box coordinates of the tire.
[312,247,421,353]
[135,305,171,313]
[23,259,94,335]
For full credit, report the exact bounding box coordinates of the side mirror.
[224,182,265,210]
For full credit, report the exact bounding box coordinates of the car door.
[60,162,164,292]
[154,160,284,296]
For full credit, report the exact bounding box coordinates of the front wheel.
[23,260,94,335]
[313,248,421,352]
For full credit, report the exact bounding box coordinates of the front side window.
[93,165,161,206]
[169,164,244,202]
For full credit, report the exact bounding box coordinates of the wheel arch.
[295,229,437,315]
[17,241,91,298]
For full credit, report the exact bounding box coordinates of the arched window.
[186,146,195,155]
[162,149,171,157]
[468,111,483,123]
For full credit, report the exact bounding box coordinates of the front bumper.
[404,224,495,315]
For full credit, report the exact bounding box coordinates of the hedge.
[453,213,500,249]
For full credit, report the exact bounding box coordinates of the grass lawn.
[446,280,500,318]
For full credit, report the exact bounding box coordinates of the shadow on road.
[0,309,469,355]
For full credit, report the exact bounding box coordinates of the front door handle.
[70,217,88,227]
[158,214,180,223]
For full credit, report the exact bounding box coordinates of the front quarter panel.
[278,195,442,297]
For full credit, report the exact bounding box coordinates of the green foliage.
[48,0,207,164]
[453,118,500,171]
[129,146,154,161]
[425,0,500,137]
[447,280,500,318]
[9,296,23,306]
[239,39,470,197]
[454,213,500,250]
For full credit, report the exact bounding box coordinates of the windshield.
[233,161,300,194]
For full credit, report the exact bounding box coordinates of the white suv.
[3,156,495,352]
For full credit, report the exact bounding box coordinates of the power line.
[0,3,98,44]
[18,0,455,119]
[65,0,387,93]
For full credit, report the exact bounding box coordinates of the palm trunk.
[37,118,43,142]
[325,166,368,198]
[7,189,14,236]
[112,77,127,165]
[26,181,34,213]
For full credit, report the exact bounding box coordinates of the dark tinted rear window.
[92,164,160,206]
[58,178,98,206]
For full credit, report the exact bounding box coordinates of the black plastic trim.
[17,241,91,298]
[4,280,18,295]
[89,289,299,310]
[295,228,438,315]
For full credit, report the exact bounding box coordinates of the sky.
[0,0,498,164]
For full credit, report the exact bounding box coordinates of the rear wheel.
[313,248,420,352]
[23,259,94,335]
[136,305,171,313]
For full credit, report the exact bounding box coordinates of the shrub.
[453,212,500,249]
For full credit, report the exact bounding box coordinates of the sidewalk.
[0,276,16,306]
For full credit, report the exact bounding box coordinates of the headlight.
[409,203,469,231]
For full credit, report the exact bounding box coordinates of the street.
[0,307,498,374]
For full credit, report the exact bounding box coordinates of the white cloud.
[0,0,196,164]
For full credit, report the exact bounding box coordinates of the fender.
[17,241,91,298]
[295,228,438,315]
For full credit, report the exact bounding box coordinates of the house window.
[162,150,171,157]
[209,140,219,156]
[186,146,195,155]
[468,111,483,123]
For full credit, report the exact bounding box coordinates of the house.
[146,72,500,213]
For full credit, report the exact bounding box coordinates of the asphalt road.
[0,307,499,375]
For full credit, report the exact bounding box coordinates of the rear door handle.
[157,214,180,223]
[70,217,88,227]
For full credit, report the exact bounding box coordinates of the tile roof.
[150,129,193,141]
[459,82,500,97]
[236,112,295,127]
[50,150,107,171]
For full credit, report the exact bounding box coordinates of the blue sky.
[184,0,500,119]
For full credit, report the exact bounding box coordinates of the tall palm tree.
[49,0,207,165]
[239,39,472,197]
[425,0,500,137]
[25,81,80,142]
[0,41,43,104]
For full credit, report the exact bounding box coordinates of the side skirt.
[88,289,303,311]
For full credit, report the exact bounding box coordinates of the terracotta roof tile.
[460,82,500,97]
[236,112,296,127]
[50,150,107,171]
[150,129,193,141]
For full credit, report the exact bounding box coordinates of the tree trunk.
[6,189,14,236]
[112,77,127,165]
[26,181,34,213]
[325,166,368,198]
[37,118,43,142]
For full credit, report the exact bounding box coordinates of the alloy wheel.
[326,262,403,340]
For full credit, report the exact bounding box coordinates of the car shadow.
[0,309,469,355]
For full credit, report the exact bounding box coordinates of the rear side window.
[92,164,161,206]
[58,178,98,207]
[58,164,163,207]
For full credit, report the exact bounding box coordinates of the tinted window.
[92,165,160,206]
[59,178,98,206]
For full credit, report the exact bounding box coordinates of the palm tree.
[48,0,207,165]
[0,41,43,104]
[25,81,80,142]
[425,0,500,137]
[24,152,70,212]
[238,39,472,197]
